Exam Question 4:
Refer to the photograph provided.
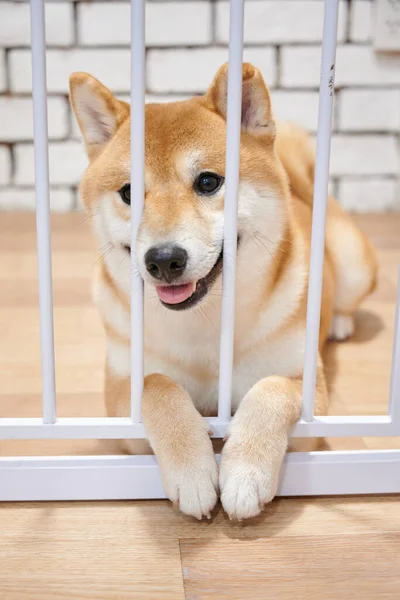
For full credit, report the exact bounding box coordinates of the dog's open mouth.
[124,238,239,311]
[156,248,223,311]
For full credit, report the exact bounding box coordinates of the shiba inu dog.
[70,63,377,520]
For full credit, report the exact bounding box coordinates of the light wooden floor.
[0,213,399,599]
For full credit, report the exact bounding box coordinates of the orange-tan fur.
[70,63,377,520]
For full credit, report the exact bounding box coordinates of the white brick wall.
[0,0,399,213]
[336,46,400,86]
[147,47,277,93]
[0,97,69,141]
[78,2,211,46]
[0,147,11,186]
[0,49,6,92]
[338,89,400,132]
[0,188,74,212]
[281,44,400,88]
[330,135,399,176]
[0,3,74,47]
[10,49,132,93]
[14,142,88,186]
[281,46,322,88]
[271,91,320,132]
[338,178,399,212]
[216,0,348,44]
[350,0,372,43]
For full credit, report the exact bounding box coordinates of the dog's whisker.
[92,242,114,267]
[197,306,218,332]
[251,233,275,258]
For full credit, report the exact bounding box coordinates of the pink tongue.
[156,283,195,305]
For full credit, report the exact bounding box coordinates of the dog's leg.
[325,196,377,342]
[220,368,327,520]
[142,374,219,520]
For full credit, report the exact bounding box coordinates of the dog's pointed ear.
[206,63,275,138]
[69,72,130,160]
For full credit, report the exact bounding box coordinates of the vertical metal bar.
[217,0,245,422]
[301,0,339,422]
[30,0,56,424]
[130,0,145,422]
[388,266,400,432]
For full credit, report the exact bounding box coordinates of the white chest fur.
[97,237,307,416]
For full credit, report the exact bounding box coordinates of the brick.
[0,188,74,212]
[374,0,400,52]
[338,178,400,212]
[147,47,276,93]
[10,49,131,94]
[280,46,321,88]
[330,135,398,177]
[0,147,11,186]
[0,97,69,142]
[336,46,400,86]
[281,45,400,88]
[119,93,193,107]
[146,1,211,46]
[108,93,192,104]
[338,89,400,132]
[350,0,373,42]
[0,49,6,92]
[0,3,74,47]
[14,141,88,186]
[216,0,347,44]
[271,91,319,132]
[145,94,193,104]
[78,2,211,46]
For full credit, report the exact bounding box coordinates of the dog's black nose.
[145,245,188,283]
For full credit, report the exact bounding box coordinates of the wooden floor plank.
[0,537,185,600]
[0,212,95,252]
[0,251,97,280]
[1,497,399,598]
[1,497,400,542]
[180,532,400,599]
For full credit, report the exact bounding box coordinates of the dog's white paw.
[161,453,219,520]
[219,448,279,520]
[329,314,354,341]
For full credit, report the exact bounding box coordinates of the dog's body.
[70,64,377,520]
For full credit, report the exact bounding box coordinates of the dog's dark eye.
[194,172,224,196]
[119,184,131,205]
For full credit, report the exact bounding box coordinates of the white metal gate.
[1,0,399,502]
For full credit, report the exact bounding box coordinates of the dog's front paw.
[219,439,281,520]
[161,451,219,520]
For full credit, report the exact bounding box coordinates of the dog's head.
[70,63,289,311]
